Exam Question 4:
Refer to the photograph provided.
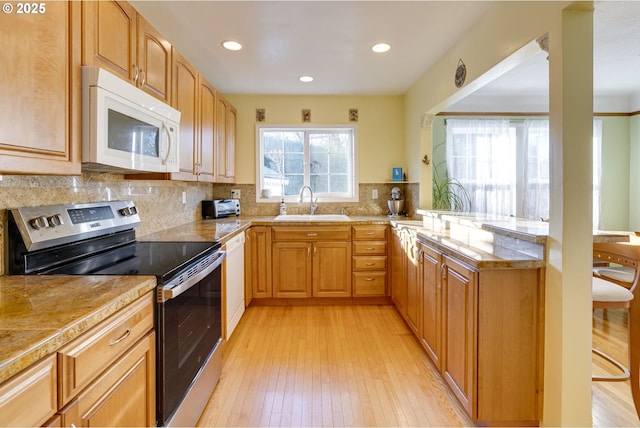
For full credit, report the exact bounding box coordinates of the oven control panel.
[10,200,140,251]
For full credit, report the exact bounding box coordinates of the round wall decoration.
[455,58,466,88]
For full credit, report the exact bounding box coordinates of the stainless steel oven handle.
[158,250,226,302]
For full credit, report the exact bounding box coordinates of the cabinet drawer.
[353,241,387,255]
[58,293,154,406]
[353,272,387,296]
[352,225,387,240]
[352,255,387,270]
[272,226,351,241]
[0,354,57,427]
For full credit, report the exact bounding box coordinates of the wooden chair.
[593,243,640,419]
[592,276,634,381]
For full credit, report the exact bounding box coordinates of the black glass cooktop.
[42,241,221,284]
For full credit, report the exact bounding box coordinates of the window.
[256,125,358,202]
[445,118,602,226]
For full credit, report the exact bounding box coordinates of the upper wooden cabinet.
[170,50,199,181]
[215,97,236,183]
[82,0,171,103]
[129,50,218,182]
[0,1,81,175]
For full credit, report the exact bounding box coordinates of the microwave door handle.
[161,121,172,165]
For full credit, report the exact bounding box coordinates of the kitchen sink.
[273,214,350,222]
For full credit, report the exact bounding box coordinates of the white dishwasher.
[224,232,245,339]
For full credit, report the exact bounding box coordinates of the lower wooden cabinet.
[418,237,544,425]
[245,226,272,299]
[391,225,419,334]
[441,255,477,416]
[0,355,57,426]
[272,240,351,298]
[271,226,352,298]
[352,225,388,297]
[59,332,155,427]
[419,243,443,370]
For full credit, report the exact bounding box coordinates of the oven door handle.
[158,250,226,302]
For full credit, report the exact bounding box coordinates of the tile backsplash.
[212,183,419,217]
[0,173,213,275]
[0,174,419,274]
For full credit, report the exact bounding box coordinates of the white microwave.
[81,66,180,173]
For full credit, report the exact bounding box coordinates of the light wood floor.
[592,308,640,427]
[198,304,640,427]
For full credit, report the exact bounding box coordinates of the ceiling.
[130,1,640,113]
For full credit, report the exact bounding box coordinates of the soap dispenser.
[279,199,287,215]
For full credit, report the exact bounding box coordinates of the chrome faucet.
[298,185,318,215]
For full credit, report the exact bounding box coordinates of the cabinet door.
[390,228,407,314]
[248,227,272,299]
[171,49,199,181]
[272,242,312,298]
[136,15,171,102]
[420,243,442,369]
[405,236,420,335]
[0,1,80,175]
[244,230,254,306]
[214,97,229,182]
[225,104,237,182]
[81,0,136,81]
[441,256,477,417]
[313,241,351,297]
[0,355,57,426]
[198,79,216,182]
[60,333,156,427]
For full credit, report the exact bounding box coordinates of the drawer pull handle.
[366,247,375,251]
[365,262,375,266]
[366,277,375,281]
[365,232,375,235]
[110,329,132,346]
[307,233,318,237]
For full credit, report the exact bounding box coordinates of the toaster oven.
[202,199,241,219]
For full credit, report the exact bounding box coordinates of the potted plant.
[431,141,471,211]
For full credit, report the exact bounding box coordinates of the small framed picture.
[256,108,265,122]
[349,108,358,122]
[302,109,311,122]
[392,167,403,181]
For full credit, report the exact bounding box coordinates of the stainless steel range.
[7,201,225,427]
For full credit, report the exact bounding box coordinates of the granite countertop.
[140,217,252,243]
[0,275,156,384]
[138,215,392,243]
[415,229,545,269]
[389,217,544,269]
[417,209,631,244]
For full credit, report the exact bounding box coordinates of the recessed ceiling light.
[222,40,242,51]
[299,75,314,83]
[371,43,391,53]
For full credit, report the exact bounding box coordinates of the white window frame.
[255,124,359,203]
